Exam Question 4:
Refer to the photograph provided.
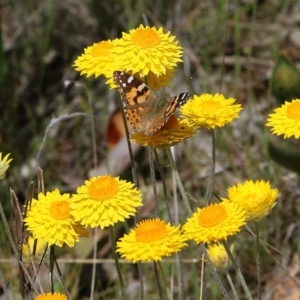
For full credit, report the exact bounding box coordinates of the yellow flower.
[0,152,12,179]
[266,99,300,138]
[24,189,89,247]
[116,218,187,263]
[110,25,183,76]
[34,293,67,300]
[73,40,115,78]
[70,175,142,228]
[130,116,198,148]
[22,237,48,266]
[183,200,246,243]
[180,93,242,129]
[226,180,278,222]
[207,243,234,270]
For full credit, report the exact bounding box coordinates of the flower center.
[135,219,167,242]
[88,176,119,201]
[163,115,178,130]
[92,41,113,57]
[198,205,227,227]
[287,102,300,119]
[48,201,71,220]
[131,28,160,49]
[35,293,67,300]
[200,101,221,113]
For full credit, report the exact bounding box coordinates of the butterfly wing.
[113,71,158,132]
[113,71,191,135]
[143,92,191,135]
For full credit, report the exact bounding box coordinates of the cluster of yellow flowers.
[23,176,142,247]
[2,24,298,300]
[74,25,242,148]
[74,25,182,89]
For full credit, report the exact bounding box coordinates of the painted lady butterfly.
[113,71,191,136]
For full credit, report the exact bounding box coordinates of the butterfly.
[113,71,191,136]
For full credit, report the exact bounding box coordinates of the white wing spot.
[122,83,126,87]
[138,83,146,92]
[128,76,134,83]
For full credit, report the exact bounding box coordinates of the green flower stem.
[226,272,239,300]
[176,252,185,300]
[165,147,192,216]
[51,249,72,300]
[149,148,159,217]
[153,262,164,300]
[154,150,174,223]
[222,241,253,300]
[110,226,126,300]
[157,261,174,300]
[201,244,231,300]
[205,129,216,204]
[200,254,204,300]
[90,228,97,300]
[255,222,261,300]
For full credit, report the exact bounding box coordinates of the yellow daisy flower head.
[22,237,48,266]
[183,200,246,244]
[266,99,300,138]
[0,152,12,179]
[116,218,187,263]
[207,243,234,270]
[180,93,242,129]
[70,175,142,229]
[73,39,115,78]
[130,116,198,149]
[24,189,89,247]
[226,180,278,222]
[34,293,67,300]
[111,25,183,77]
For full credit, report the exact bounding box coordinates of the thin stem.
[89,227,97,300]
[110,226,126,299]
[176,252,185,300]
[154,150,173,223]
[52,251,72,300]
[205,129,216,204]
[157,261,174,300]
[200,253,204,300]
[255,222,261,300]
[201,244,231,300]
[149,148,159,217]
[222,241,253,300]
[154,262,164,300]
[137,263,144,300]
[165,147,192,216]
[170,147,179,225]
[226,272,239,300]
[50,247,55,293]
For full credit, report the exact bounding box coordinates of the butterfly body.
[113,71,191,136]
